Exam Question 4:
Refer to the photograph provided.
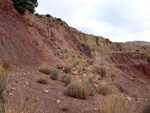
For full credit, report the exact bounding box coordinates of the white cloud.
[36,0,150,42]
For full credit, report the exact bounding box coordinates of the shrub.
[59,104,69,111]
[46,14,51,17]
[88,77,93,84]
[62,74,72,86]
[82,109,95,113]
[11,0,38,13]
[83,81,95,96]
[36,76,48,84]
[57,18,62,21]
[39,66,51,75]
[0,68,9,112]
[86,59,94,65]
[98,94,136,113]
[65,81,89,99]
[50,69,59,80]
[98,67,107,78]
[2,60,12,73]
[63,66,71,73]
[97,83,112,96]
[142,100,150,113]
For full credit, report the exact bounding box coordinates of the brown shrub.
[83,81,95,96]
[97,83,112,96]
[39,66,51,75]
[36,76,48,84]
[59,104,69,111]
[64,66,71,73]
[98,94,136,113]
[2,60,12,73]
[82,109,95,113]
[65,81,89,99]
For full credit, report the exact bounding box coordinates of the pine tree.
[11,0,38,13]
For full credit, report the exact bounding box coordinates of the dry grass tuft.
[2,60,12,73]
[82,109,95,113]
[59,104,69,111]
[98,94,136,113]
[36,76,48,84]
[97,83,112,96]
[65,81,89,99]
[83,81,95,96]
[39,66,51,75]
[5,97,42,113]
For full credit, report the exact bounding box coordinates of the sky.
[36,0,150,42]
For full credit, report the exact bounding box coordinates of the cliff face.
[0,0,92,66]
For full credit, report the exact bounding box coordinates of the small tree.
[11,0,38,13]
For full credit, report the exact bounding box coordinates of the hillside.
[125,41,150,46]
[0,0,150,113]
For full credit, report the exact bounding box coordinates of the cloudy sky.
[36,0,150,42]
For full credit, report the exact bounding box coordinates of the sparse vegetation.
[39,66,51,75]
[88,77,93,84]
[59,104,69,111]
[142,100,150,113]
[5,97,42,113]
[98,67,107,78]
[65,81,89,99]
[91,48,95,52]
[62,74,72,86]
[86,59,94,65]
[50,69,59,80]
[36,76,48,84]
[83,81,95,96]
[57,18,62,21]
[82,109,95,113]
[98,94,135,113]
[63,66,71,73]
[0,61,10,113]
[97,83,112,96]
[46,14,51,17]
[2,60,12,73]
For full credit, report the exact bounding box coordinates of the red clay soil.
[8,66,99,113]
[0,1,150,113]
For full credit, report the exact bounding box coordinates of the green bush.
[97,83,112,96]
[11,0,38,13]
[62,74,72,86]
[50,69,59,80]
[65,81,89,99]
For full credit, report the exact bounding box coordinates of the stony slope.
[0,0,150,113]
